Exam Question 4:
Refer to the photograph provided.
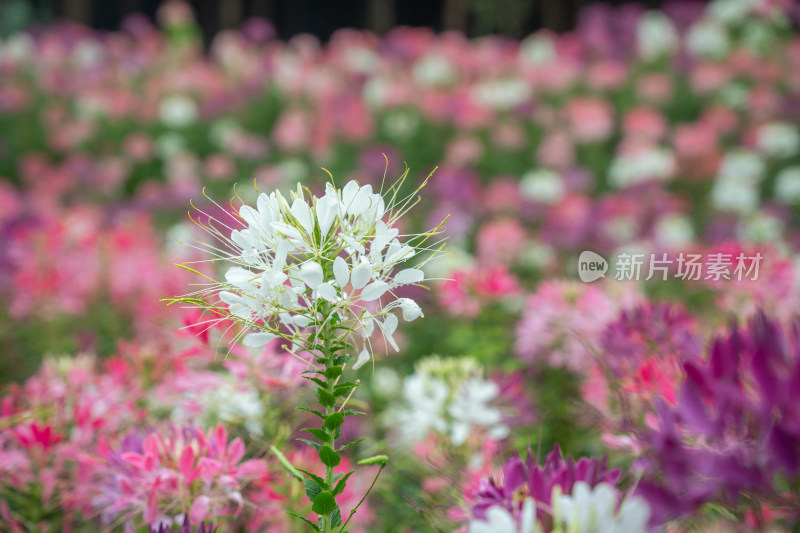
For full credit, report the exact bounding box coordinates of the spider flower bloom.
[467,444,634,531]
[636,311,800,526]
[171,171,445,369]
[96,425,269,529]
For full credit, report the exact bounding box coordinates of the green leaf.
[357,455,388,466]
[296,438,322,451]
[342,409,366,416]
[311,491,337,515]
[304,478,322,502]
[303,376,327,388]
[334,354,355,365]
[318,445,341,467]
[331,506,342,528]
[316,389,335,407]
[338,438,366,452]
[297,407,324,418]
[332,471,355,496]
[297,469,327,490]
[324,366,343,380]
[323,412,344,431]
[270,446,303,481]
[301,428,329,442]
[286,511,320,531]
[333,381,359,397]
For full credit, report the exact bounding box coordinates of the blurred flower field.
[2,0,800,531]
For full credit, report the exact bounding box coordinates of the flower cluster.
[389,356,510,446]
[96,424,268,529]
[635,311,800,527]
[466,445,649,532]
[183,176,441,370]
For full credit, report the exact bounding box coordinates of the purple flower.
[470,444,621,525]
[636,311,800,526]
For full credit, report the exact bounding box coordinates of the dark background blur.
[2,0,701,40]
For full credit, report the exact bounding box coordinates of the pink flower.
[476,218,526,266]
[622,107,666,141]
[439,265,521,318]
[565,97,614,143]
[515,280,640,373]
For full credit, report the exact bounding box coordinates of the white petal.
[350,261,372,289]
[316,282,338,302]
[398,298,423,321]
[292,315,312,327]
[333,256,349,287]
[315,195,339,237]
[382,313,398,335]
[342,180,359,206]
[220,291,246,306]
[352,347,371,370]
[243,332,277,347]
[299,261,324,289]
[361,281,389,301]
[393,268,424,286]
[290,198,314,235]
[225,267,254,284]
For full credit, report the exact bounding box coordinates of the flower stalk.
[167,168,443,531]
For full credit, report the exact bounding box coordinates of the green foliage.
[319,445,341,467]
[311,491,337,515]
[305,478,322,502]
[323,412,344,431]
[316,389,336,408]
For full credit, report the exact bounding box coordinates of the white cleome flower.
[469,499,540,533]
[177,174,444,367]
[608,147,675,189]
[686,19,730,59]
[557,482,651,533]
[757,122,800,159]
[774,167,800,204]
[637,11,679,60]
[520,169,565,204]
[159,94,199,128]
[390,356,507,445]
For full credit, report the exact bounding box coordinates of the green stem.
[322,320,336,533]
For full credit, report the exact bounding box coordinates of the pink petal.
[189,496,211,524]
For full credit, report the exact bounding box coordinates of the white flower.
[449,378,508,445]
[608,148,675,189]
[757,122,800,159]
[520,169,565,204]
[469,499,539,533]
[159,95,199,128]
[708,0,758,24]
[637,11,678,59]
[0,33,34,64]
[470,79,531,110]
[519,34,557,66]
[774,167,800,204]
[394,374,449,443]
[718,150,765,181]
[178,176,442,367]
[390,357,506,446]
[557,482,650,533]
[686,20,730,59]
[413,54,457,86]
[654,214,695,249]
[711,150,765,213]
[737,212,783,243]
